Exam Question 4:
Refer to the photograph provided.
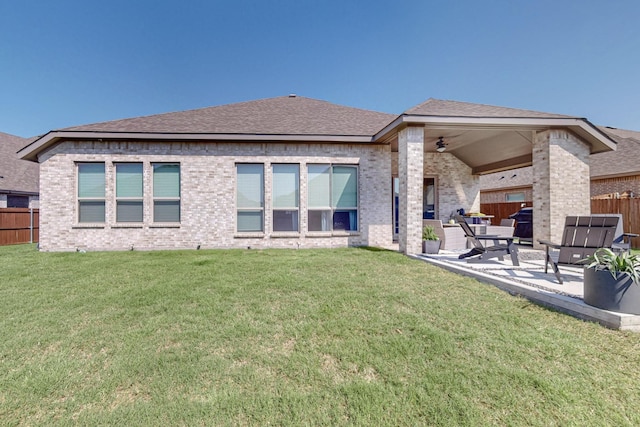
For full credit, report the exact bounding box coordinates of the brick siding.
[424,152,480,219]
[38,140,392,251]
[591,176,640,198]
[532,130,591,245]
[392,152,480,220]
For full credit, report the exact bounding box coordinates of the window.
[115,163,143,222]
[423,177,436,219]
[77,163,105,223]
[308,164,358,232]
[7,195,29,208]
[272,164,299,232]
[236,164,264,232]
[308,165,331,231]
[506,192,525,202]
[153,163,180,222]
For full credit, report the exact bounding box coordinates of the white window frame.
[307,164,359,232]
[272,164,300,233]
[152,163,181,223]
[115,162,144,223]
[77,162,106,224]
[236,163,264,233]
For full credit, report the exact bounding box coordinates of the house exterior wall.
[424,152,480,220]
[0,194,39,209]
[482,176,640,201]
[591,175,640,198]
[28,196,39,209]
[480,187,533,204]
[391,151,481,221]
[37,140,392,252]
[481,165,640,201]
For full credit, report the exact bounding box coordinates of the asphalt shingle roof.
[19,95,616,164]
[63,96,397,137]
[591,127,640,178]
[0,132,39,194]
[405,98,575,119]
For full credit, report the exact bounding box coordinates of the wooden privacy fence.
[0,208,39,246]
[479,202,530,226]
[480,199,640,249]
[591,198,640,250]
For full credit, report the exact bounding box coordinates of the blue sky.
[1,0,639,137]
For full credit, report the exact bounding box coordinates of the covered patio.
[414,246,640,331]
[377,99,617,255]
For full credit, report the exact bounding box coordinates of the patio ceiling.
[422,127,535,175]
[377,115,617,175]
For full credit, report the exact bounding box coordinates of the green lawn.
[2,244,640,426]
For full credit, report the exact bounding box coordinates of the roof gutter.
[18,131,379,162]
[0,189,39,196]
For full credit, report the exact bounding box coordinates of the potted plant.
[422,225,441,254]
[583,248,640,314]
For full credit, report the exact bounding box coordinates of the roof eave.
[18,131,378,162]
[373,115,617,153]
[0,189,39,196]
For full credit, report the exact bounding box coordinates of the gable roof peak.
[404,98,576,119]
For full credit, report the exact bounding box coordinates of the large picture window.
[308,164,358,232]
[236,164,264,232]
[115,163,143,222]
[272,164,299,232]
[153,163,180,222]
[77,163,105,223]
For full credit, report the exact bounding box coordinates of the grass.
[2,244,640,426]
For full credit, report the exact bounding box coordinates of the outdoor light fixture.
[436,137,447,153]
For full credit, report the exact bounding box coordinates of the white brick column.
[532,129,591,248]
[398,126,424,254]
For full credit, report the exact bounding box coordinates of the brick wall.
[480,187,533,204]
[397,127,424,254]
[392,151,480,221]
[482,175,640,202]
[532,130,591,246]
[591,176,640,198]
[0,194,39,209]
[38,140,392,251]
[424,152,480,220]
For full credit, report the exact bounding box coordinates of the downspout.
[30,207,33,244]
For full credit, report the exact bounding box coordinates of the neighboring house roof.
[0,132,39,194]
[591,127,640,179]
[63,95,397,137]
[404,98,575,119]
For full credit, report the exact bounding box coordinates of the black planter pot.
[583,268,640,315]
[422,240,440,254]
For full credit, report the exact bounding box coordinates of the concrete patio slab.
[411,247,640,331]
